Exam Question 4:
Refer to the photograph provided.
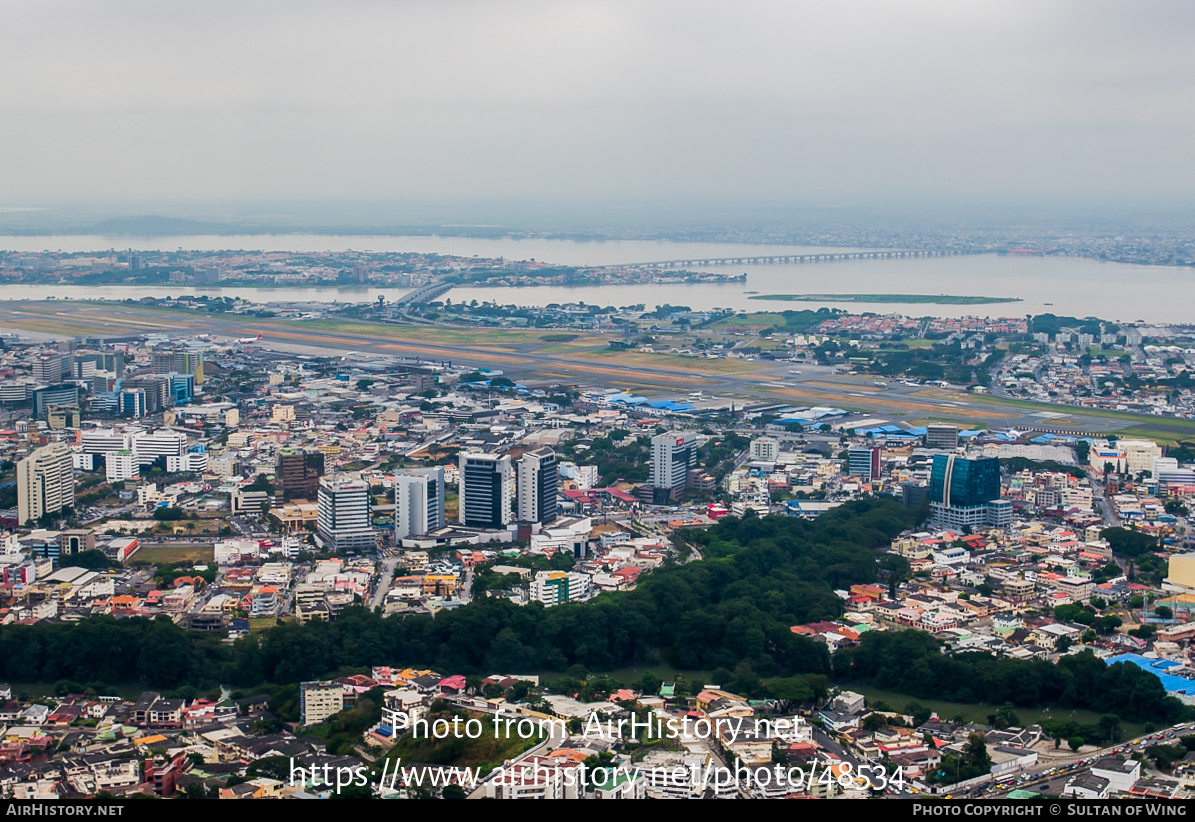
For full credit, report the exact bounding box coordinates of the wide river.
[0,233,1190,323]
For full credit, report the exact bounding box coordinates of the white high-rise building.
[300,681,344,726]
[517,447,558,525]
[1121,439,1164,476]
[33,353,65,384]
[105,450,139,483]
[131,429,188,466]
[394,467,445,539]
[317,475,376,552]
[166,452,208,473]
[529,570,592,607]
[649,432,698,503]
[18,443,75,525]
[0,380,34,404]
[459,452,513,529]
[79,428,134,455]
[749,437,779,462]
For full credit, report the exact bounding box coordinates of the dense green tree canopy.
[0,499,1181,727]
[833,630,1182,723]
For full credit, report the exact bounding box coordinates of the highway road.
[903,722,1195,800]
[370,556,400,611]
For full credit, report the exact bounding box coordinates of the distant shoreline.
[749,293,1022,305]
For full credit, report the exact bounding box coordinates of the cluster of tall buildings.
[269,448,375,553]
[15,426,206,519]
[75,428,197,482]
[10,345,204,424]
[314,447,561,551]
[457,447,558,529]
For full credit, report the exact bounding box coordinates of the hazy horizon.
[5,198,1195,239]
[4,1,1195,221]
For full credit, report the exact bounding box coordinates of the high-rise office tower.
[517,447,558,525]
[151,350,204,379]
[300,681,344,725]
[18,443,75,525]
[131,429,188,467]
[901,481,929,509]
[749,437,779,462]
[928,454,1009,529]
[73,358,97,380]
[32,385,80,420]
[847,447,881,481]
[119,389,147,418]
[394,467,445,539]
[120,374,173,413]
[317,475,376,552]
[33,354,65,384]
[459,452,513,529]
[649,431,698,504]
[276,449,325,501]
[925,423,960,450]
[78,428,132,455]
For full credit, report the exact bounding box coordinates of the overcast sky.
[3,1,1194,212]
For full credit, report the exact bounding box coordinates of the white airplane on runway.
[236,333,262,344]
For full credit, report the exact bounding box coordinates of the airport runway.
[2,301,1190,439]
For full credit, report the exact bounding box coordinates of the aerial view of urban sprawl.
[2,1,1195,809]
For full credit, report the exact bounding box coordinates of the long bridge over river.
[627,248,977,269]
